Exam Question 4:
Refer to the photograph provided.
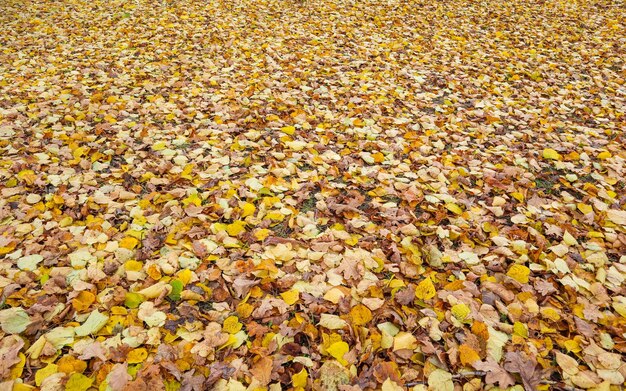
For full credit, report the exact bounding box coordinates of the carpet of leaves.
[0,0,625,390]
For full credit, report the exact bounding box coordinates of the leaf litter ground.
[0,0,625,390]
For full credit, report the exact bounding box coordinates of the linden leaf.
[0,307,31,334]
[459,344,481,366]
[222,316,243,334]
[35,364,58,387]
[280,289,300,305]
[319,314,348,330]
[393,332,418,351]
[326,341,349,366]
[507,264,530,284]
[119,237,139,250]
[241,202,256,217]
[127,348,148,364]
[349,304,372,326]
[72,291,96,313]
[415,277,436,300]
[75,310,109,337]
[280,126,296,135]
[445,203,463,215]
[542,148,561,160]
[451,303,471,323]
[124,292,145,309]
[65,373,94,391]
[428,369,454,391]
[292,368,308,388]
[16,254,43,271]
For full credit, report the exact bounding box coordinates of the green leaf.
[168,279,184,301]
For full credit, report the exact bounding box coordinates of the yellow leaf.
[124,260,143,272]
[226,221,246,236]
[71,291,96,313]
[353,118,365,127]
[507,264,530,284]
[372,152,385,163]
[223,316,243,334]
[72,147,86,159]
[280,126,296,135]
[563,231,578,246]
[152,142,166,151]
[445,203,463,215]
[451,303,471,323]
[577,203,593,215]
[349,304,372,326]
[542,148,561,160]
[280,289,300,305]
[511,192,525,202]
[326,341,349,366]
[127,348,148,364]
[415,277,436,300]
[459,344,480,366]
[266,211,285,221]
[180,164,194,180]
[65,373,94,391]
[57,355,87,374]
[35,364,58,386]
[182,193,202,207]
[177,269,192,285]
[119,237,139,249]
[17,169,36,185]
[106,96,118,104]
[393,332,418,351]
[237,302,254,318]
[254,228,271,241]
[292,368,308,388]
[323,287,345,304]
[513,321,528,338]
[9,352,26,379]
[241,202,256,217]
[540,307,561,321]
[597,151,612,159]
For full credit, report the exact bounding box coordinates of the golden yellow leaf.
[577,203,593,215]
[124,260,143,272]
[280,289,300,305]
[223,316,243,334]
[415,277,436,300]
[326,341,349,365]
[458,344,480,366]
[542,148,561,160]
[349,304,372,326]
[241,202,256,217]
[35,364,58,386]
[292,368,308,388]
[280,126,296,135]
[226,221,246,236]
[127,348,148,364]
[451,303,471,323]
[65,373,93,391]
[57,355,87,374]
[445,203,463,215]
[72,291,96,313]
[507,264,530,284]
[119,237,139,250]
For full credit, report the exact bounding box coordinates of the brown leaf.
[250,356,274,385]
